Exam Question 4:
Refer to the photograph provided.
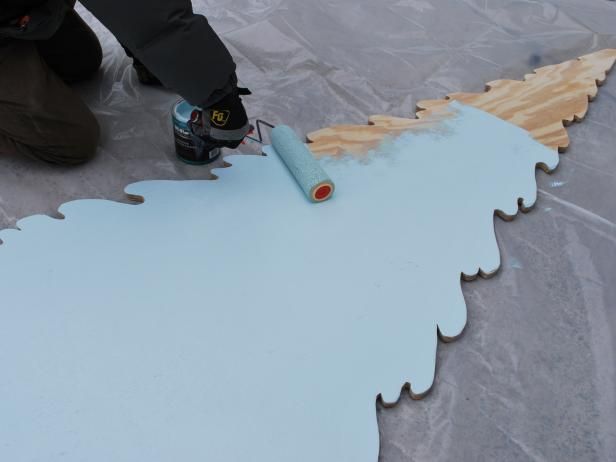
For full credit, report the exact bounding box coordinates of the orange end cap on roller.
[312,183,335,202]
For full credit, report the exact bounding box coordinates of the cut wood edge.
[307,49,616,157]
[305,48,616,402]
[377,321,469,405]
[416,48,616,153]
[380,382,436,406]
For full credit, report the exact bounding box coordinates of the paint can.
[171,99,221,165]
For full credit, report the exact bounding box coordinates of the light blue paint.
[271,125,335,201]
[0,103,558,462]
[508,257,524,270]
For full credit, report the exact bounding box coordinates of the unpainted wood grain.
[307,49,616,156]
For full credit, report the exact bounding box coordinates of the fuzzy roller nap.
[270,125,335,203]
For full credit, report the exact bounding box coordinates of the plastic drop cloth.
[0,1,615,460]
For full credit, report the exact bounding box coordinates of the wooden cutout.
[0,51,614,462]
[307,49,616,156]
[0,105,560,462]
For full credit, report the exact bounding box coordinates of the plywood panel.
[307,49,616,156]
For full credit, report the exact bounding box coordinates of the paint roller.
[270,125,335,203]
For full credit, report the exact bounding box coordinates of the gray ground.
[1,1,615,460]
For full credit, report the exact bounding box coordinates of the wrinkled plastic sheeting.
[0,1,615,461]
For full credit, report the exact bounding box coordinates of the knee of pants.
[64,40,103,84]
[36,9,104,85]
[33,114,101,166]
[70,34,103,83]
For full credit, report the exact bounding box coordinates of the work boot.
[183,86,251,164]
[203,87,251,149]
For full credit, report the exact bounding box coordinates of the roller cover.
[270,125,335,203]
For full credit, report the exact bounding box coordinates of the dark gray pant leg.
[36,8,103,85]
[0,40,100,165]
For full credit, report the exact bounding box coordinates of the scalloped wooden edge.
[307,49,616,156]
[306,49,616,402]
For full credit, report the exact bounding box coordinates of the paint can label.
[171,99,221,165]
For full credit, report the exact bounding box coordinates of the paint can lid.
[172,99,196,124]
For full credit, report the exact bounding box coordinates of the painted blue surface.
[172,98,194,126]
[0,103,558,462]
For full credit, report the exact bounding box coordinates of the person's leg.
[122,44,163,86]
[0,40,100,165]
[36,7,103,84]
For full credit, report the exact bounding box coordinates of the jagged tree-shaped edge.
[1,50,613,404]
[415,48,616,152]
[307,49,616,156]
[306,48,616,402]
